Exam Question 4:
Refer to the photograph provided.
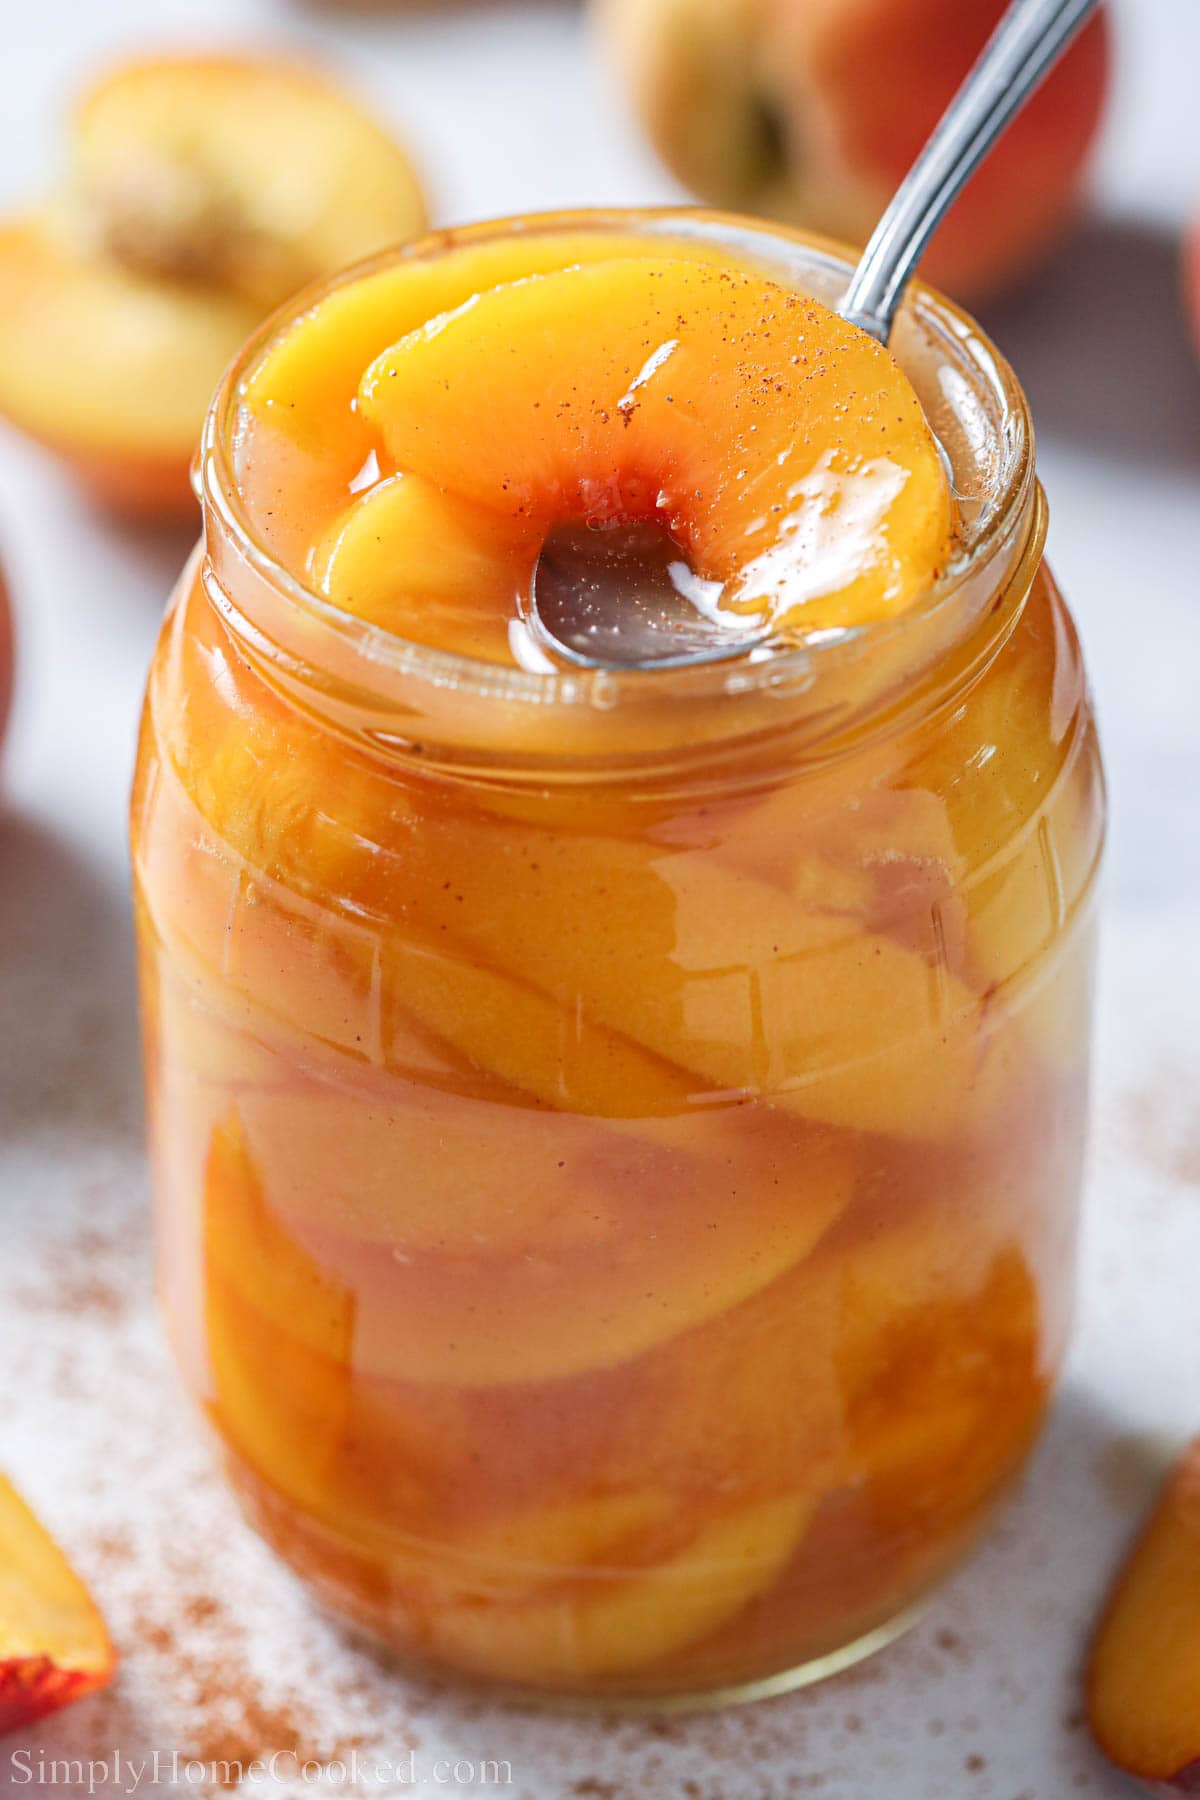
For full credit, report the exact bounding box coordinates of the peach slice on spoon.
[358,256,955,637]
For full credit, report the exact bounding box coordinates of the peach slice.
[205,1111,355,1365]
[138,749,701,1121]
[241,226,743,468]
[151,565,1003,1144]
[436,1492,681,1599]
[386,805,993,1140]
[314,1198,843,1532]
[391,815,992,1142]
[0,55,426,515]
[837,1240,1045,1542]
[0,1476,115,1735]
[359,256,955,633]
[234,1078,691,1256]
[1088,1437,1200,1796]
[378,931,698,1120]
[906,569,1098,922]
[204,1115,355,1507]
[905,567,1104,1072]
[237,226,748,570]
[595,1228,845,1502]
[313,474,539,663]
[315,1113,853,1386]
[423,1492,814,1687]
[151,633,998,1142]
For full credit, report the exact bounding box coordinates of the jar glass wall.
[131,211,1105,1706]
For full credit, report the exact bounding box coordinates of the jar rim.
[198,206,1038,722]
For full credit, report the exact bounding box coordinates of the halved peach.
[1088,1437,1200,1796]
[358,255,954,634]
[0,219,256,515]
[71,56,426,309]
[0,1476,115,1735]
[0,54,426,515]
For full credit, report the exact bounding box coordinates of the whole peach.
[597,0,1111,300]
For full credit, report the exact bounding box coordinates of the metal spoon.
[530,0,1100,672]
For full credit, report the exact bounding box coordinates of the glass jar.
[131,210,1105,1706]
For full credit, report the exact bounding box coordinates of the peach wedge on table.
[0,54,426,516]
[0,1476,115,1735]
[1088,1437,1200,1796]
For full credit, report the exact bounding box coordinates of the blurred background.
[0,3,1197,1797]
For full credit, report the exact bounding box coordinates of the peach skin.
[1187,215,1200,358]
[0,1476,115,1734]
[0,54,426,518]
[0,559,12,757]
[597,0,1110,300]
[1088,1437,1200,1796]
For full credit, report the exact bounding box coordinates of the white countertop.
[1,2,1198,1795]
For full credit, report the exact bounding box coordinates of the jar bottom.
[217,1440,1010,1715]
[328,1597,931,1718]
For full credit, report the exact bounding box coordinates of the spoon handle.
[840,0,1102,343]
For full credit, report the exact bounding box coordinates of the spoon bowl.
[529,521,771,672]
